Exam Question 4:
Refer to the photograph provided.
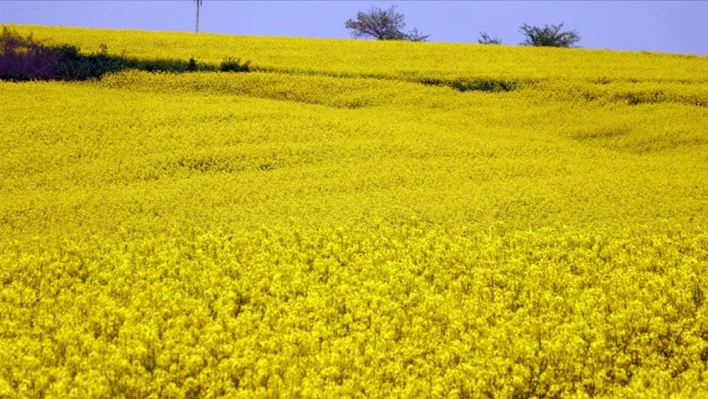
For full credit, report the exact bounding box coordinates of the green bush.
[420,77,518,93]
[187,57,198,72]
[220,57,250,73]
[54,44,125,81]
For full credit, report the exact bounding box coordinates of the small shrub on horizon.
[478,31,502,45]
[519,23,581,48]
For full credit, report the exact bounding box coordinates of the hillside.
[1,25,707,398]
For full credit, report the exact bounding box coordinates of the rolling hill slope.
[1,25,707,398]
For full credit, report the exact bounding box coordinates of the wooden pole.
[196,1,200,33]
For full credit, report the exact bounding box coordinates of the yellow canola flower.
[1,227,707,398]
[1,25,707,398]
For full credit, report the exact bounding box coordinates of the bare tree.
[519,23,581,47]
[195,0,203,33]
[345,6,429,42]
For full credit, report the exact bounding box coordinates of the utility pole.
[195,0,202,33]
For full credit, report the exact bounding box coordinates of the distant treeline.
[0,27,250,82]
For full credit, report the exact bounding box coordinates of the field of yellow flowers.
[1,25,708,398]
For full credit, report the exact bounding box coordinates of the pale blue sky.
[0,1,705,55]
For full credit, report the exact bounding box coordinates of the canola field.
[1,25,708,398]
